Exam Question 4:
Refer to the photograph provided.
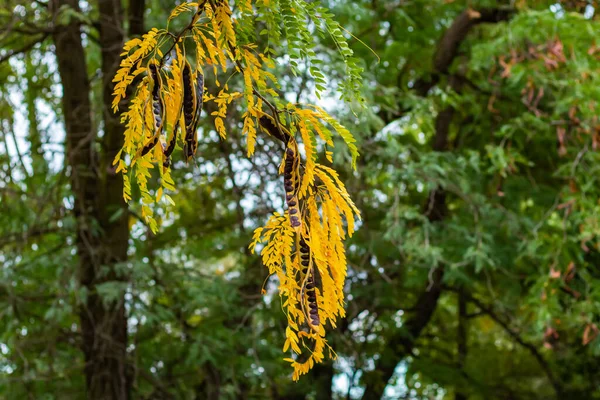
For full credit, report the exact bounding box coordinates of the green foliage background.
[2,0,600,399]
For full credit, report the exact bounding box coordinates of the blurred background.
[2,0,600,398]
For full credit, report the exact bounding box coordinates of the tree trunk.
[95,0,130,397]
[455,289,468,400]
[51,0,130,397]
[361,84,454,400]
[314,361,334,400]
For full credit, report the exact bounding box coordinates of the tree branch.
[0,27,52,65]
[414,7,514,97]
[446,287,563,397]
[360,7,516,398]
[380,7,514,125]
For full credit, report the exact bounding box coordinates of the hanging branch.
[111,0,364,380]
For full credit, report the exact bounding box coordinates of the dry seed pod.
[164,51,186,168]
[182,61,196,161]
[299,238,320,330]
[162,119,179,168]
[148,63,165,136]
[258,114,291,143]
[284,142,301,230]
[182,61,195,130]
[192,71,204,132]
[183,71,203,161]
[140,136,159,157]
[137,63,165,159]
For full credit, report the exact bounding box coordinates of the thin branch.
[158,1,208,68]
[0,33,49,64]
[0,226,62,248]
[446,286,563,397]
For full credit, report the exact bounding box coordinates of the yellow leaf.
[164,194,175,206]
[112,149,123,166]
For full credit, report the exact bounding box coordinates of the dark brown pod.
[284,142,301,230]
[298,238,320,330]
[258,114,291,143]
[148,63,165,136]
[182,61,196,161]
[182,62,195,132]
[140,136,158,157]
[162,119,179,168]
[191,71,204,133]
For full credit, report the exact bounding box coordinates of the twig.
[158,0,208,68]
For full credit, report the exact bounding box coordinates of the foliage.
[111,0,362,379]
[4,0,600,399]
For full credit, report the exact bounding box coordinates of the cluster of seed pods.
[300,238,320,329]
[137,59,204,167]
[284,142,301,229]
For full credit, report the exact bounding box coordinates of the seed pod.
[136,63,165,160]
[284,141,302,230]
[148,63,165,137]
[182,61,195,130]
[258,114,291,143]
[192,71,204,132]
[182,61,198,162]
[166,50,186,168]
[299,238,320,330]
[162,119,179,169]
[140,136,158,157]
[184,71,204,161]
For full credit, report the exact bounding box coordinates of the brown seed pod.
[284,143,302,230]
[182,61,195,130]
[182,61,197,161]
[140,136,158,157]
[299,238,320,330]
[148,63,165,136]
[162,119,179,168]
[183,72,204,161]
[258,114,291,144]
[137,63,165,160]
[192,71,204,131]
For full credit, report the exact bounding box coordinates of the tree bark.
[314,361,334,400]
[128,0,145,36]
[361,268,445,400]
[94,0,130,397]
[52,0,131,397]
